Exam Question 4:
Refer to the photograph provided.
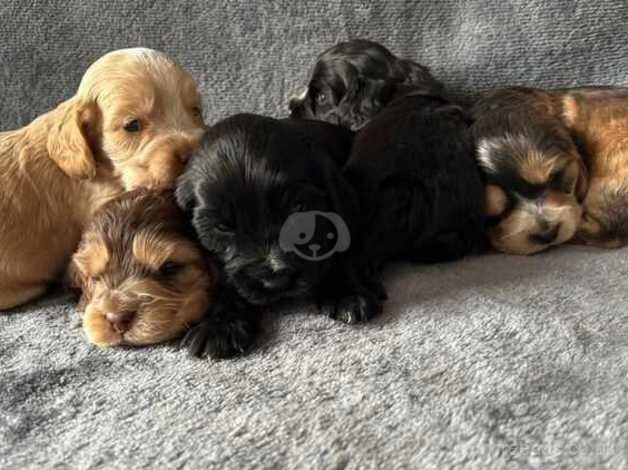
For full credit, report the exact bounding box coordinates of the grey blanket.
[1,1,627,469]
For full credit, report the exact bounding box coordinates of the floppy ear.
[397,59,444,94]
[47,98,99,179]
[357,77,395,115]
[575,157,589,202]
[341,65,394,131]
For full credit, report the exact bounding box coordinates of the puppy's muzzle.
[530,224,561,245]
[247,263,297,291]
[105,309,136,333]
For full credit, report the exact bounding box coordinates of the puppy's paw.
[181,315,257,359]
[319,291,381,324]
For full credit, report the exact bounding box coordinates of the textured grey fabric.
[1,1,628,469]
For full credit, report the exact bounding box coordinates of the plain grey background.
[1,1,628,469]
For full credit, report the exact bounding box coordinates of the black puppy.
[291,40,485,293]
[176,114,379,358]
[289,39,443,130]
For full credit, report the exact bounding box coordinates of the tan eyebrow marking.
[520,155,560,185]
[132,231,201,270]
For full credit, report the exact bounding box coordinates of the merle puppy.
[176,114,379,358]
[290,40,485,291]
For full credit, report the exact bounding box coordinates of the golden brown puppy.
[0,48,206,309]
[560,87,628,248]
[67,190,213,347]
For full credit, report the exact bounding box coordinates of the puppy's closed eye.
[157,260,184,277]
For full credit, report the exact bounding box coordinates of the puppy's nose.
[530,224,561,245]
[105,310,135,333]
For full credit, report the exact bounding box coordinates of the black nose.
[530,224,561,245]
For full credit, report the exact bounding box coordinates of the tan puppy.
[0,48,206,309]
[472,86,628,254]
[560,87,628,248]
[68,190,213,347]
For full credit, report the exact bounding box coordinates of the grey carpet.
[1,1,628,469]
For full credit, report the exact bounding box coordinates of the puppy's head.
[177,115,356,306]
[68,190,212,347]
[477,114,587,255]
[47,48,206,189]
[289,39,442,130]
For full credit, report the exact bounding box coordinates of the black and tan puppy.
[471,86,628,254]
[68,189,213,346]
[471,87,587,255]
[291,40,485,293]
[176,114,379,358]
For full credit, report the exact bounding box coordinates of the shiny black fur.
[347,88,486,282]
[176,114,380,358]
[291,40,486,301]
[289,39,443,130]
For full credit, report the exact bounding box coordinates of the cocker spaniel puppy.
[68,190,213,347]
[290,40,485,300]
[475,86,628,254]
[472,87,587,255]
[0,48,206,310]
[289,39,443,130]
[176,114,379,358]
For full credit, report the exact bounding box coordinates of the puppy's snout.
[253,263,296,290]
[105,309,135,333]
[530,224,561,245]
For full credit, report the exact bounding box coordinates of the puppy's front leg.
[317,258,382,325]
[181,287,259,359]
[0,281,48,310]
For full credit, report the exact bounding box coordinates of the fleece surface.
[1,1,627,469]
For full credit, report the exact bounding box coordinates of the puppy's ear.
[575,157,589,202]
[397,59,444,93]
[358,77,395,113]
[47,98,99,179]
[341,65,393,130]
[485,184,508,217]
